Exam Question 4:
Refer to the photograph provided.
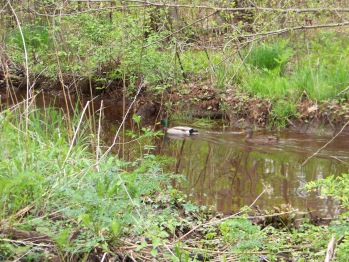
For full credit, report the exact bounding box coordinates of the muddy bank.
[1,59,349,135]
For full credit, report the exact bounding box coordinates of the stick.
[301,120,349,166]
[179,188,267,241]
[324,235,336,262]
[95,100,104,171]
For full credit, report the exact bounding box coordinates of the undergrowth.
[0,104,183,260]
[4,10,349,128]
[0,103,348,260]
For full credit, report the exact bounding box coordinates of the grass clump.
[241,40,293,99]
[246,40,292,75]
[235,32,349,127]
[0,104,182,260]
[242,32,349,102]
[269,100,298,129]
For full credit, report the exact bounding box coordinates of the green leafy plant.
[0,103,179,259]
[269,99,298,128]
[220,217,263,252]
[246,40,292,75]
[306,173,349,208]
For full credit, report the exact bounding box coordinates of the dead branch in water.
[302,120,349,166]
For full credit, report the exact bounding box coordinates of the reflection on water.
[160,128,349,217]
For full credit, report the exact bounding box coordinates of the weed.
[0,104,178,259]
[246,40,292,75]
[269,100,298,129]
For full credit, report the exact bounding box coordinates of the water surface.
[159,128,349,217]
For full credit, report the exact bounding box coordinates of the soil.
[149,82,349,136]
[1,57,349,136]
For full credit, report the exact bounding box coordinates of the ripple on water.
[163,128,348,217]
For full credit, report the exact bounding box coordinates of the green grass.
[240,33,349,100]
[1,102,348,261]
[245,39,292,74]
[293,56,349,101]
[0,104,179,260]
[232,32,349,126]
[268,100,298,129]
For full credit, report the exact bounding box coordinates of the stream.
[5,91,349,218]
[159,128,349,217]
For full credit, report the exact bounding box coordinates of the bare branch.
[302,120,349,166]
[28,1,349,17]
[239,21,349,39]
[143,10,218,48]
[324,235,336,262]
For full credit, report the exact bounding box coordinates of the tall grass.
[245,40,292,74]
[294,55,349,101]
[0,103,174,259]
[234,33,349,126]
[241,33,349,101]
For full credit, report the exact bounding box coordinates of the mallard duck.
[243,126,278,145]
[157,119,199,136]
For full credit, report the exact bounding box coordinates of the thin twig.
[0,238,54,248]
[179,188,267,241]
[248,211,307,219]
[100,253,107,262]
[7,1,31,135]
[62,97,98,167]
[98,81,144,162]
[143,11,218,48]
[95,100,104,172]
[335,85,349,97]
[29,3,349,16]
[330,156,349,166]
[117,172,144,223]
[13,248,33,262]
[302,120,349,166]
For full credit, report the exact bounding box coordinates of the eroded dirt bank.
[1,62,349,135]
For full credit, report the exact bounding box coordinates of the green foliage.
[331,222,349,260]
[306,173,349,208]
[4,3,349,108]
[0,104,178,259]
[4,9,179,88]
[306,174,349,258]
[246,40,292,74]
[6,23,51,49]
[220,218,263,251]
[140,44,181,89]
[5,22,52,61]
[293,32,349,100]
[181,50,211,77]
[269,100,298,128]
[0,102,345,261]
